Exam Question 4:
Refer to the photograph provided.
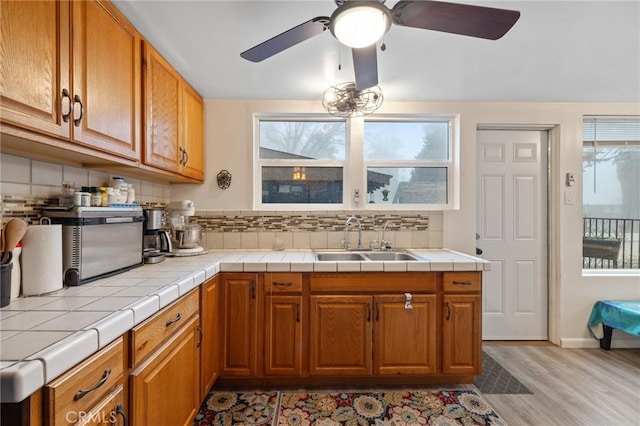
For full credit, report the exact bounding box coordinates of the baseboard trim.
[560,337,640,349]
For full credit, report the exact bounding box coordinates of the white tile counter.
[0,248,488,402]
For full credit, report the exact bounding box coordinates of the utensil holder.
[1,262,13,307]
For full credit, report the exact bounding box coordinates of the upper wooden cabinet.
[142,42,204,181]
[0,0,141,161]
[181,83,205,181]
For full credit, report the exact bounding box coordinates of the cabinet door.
[442,294,482,375]
[181,83,204,181]
[374,294,437,375]
[71,0,140,160]
[0,0,70,138]
[264,295,302,376]
[75,385,126,426]
[200,276,219,397]
[309,295,372,375]
[142,42,181,173]
[130,315,201,426]
[220,273,259,377]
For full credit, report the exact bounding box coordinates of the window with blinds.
[582,116,640,269]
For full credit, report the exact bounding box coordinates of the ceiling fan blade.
[240,17,330,62]
[392,0,520,40]
[352,45,378,90]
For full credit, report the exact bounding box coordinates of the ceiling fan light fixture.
[330,2,391,48]
[322,82,383,118]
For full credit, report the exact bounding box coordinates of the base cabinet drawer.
[74,385,126,426]
[130,289,199,365]
[45,338,125,426]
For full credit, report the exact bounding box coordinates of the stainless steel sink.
[315,252,367,261]
[314,250,422,261]
[364,252,420,261]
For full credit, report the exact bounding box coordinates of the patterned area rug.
[193,390,506,425]
[474,351,532,395]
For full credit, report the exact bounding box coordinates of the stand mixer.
[166,200,207,256]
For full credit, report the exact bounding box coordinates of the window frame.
[581,115,640,272]
[253,113,459,211]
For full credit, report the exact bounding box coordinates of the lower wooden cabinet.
[219,273,259,377]
[130,315,201,426]
[264,294,303,376]
[374,294,437,375]
[442,294,482,375]
[309,293,438,377]
[309,295,373,375]
[200,276,219,396]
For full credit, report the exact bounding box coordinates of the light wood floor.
[481,344,640,426]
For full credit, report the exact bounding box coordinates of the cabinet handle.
[452,280,472,286]
[446,302,451,321]
[73,368,110,401]
[61,89,72,122]
[196,325,203,348]
[179,147,185,166]
[375,302,380,321]
[115,403,128,426]
[183,149,189,166]
[296,303,300,322]
[165,312,182,327]
[366,303,371,322]
[251,280,256,299]
[273,281,293,288]
[73,94,83,127]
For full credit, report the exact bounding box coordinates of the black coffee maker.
[142,208,172,263]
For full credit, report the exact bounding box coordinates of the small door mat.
[474,351,533,394]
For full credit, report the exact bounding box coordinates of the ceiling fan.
[241,0,520,91]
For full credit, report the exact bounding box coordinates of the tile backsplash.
[1,153,171,224]
[193,211,443,250]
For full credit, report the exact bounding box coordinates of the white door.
[476,130,548,340]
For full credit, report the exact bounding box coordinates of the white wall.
[171,99,640,347]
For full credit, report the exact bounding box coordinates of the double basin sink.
[315,250,423,262]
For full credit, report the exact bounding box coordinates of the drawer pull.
[375,302,380,321]
[273,281,293,287]
[446,302,451,321]
[366,303,371,322]
[165,312,182,327]
[115,403,128,426]
[452,280,473,286]
[73,368,110,401]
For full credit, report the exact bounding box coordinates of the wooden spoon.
[3,218,28,252]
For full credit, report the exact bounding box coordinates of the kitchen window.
[582,116,640,270]
[255,115,457,210]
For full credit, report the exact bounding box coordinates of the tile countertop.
[0,248,488,403]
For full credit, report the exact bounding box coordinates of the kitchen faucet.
[381,220,393,251]
[343,215,363,250]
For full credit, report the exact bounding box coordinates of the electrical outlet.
[353,189,360,203]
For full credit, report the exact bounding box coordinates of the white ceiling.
[112,0,640,102]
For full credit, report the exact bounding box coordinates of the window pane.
[364,121,449,161]
[259,121,346,160]
[262,166,343,204]
[367,167,447,204]
[582,116,640,269]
